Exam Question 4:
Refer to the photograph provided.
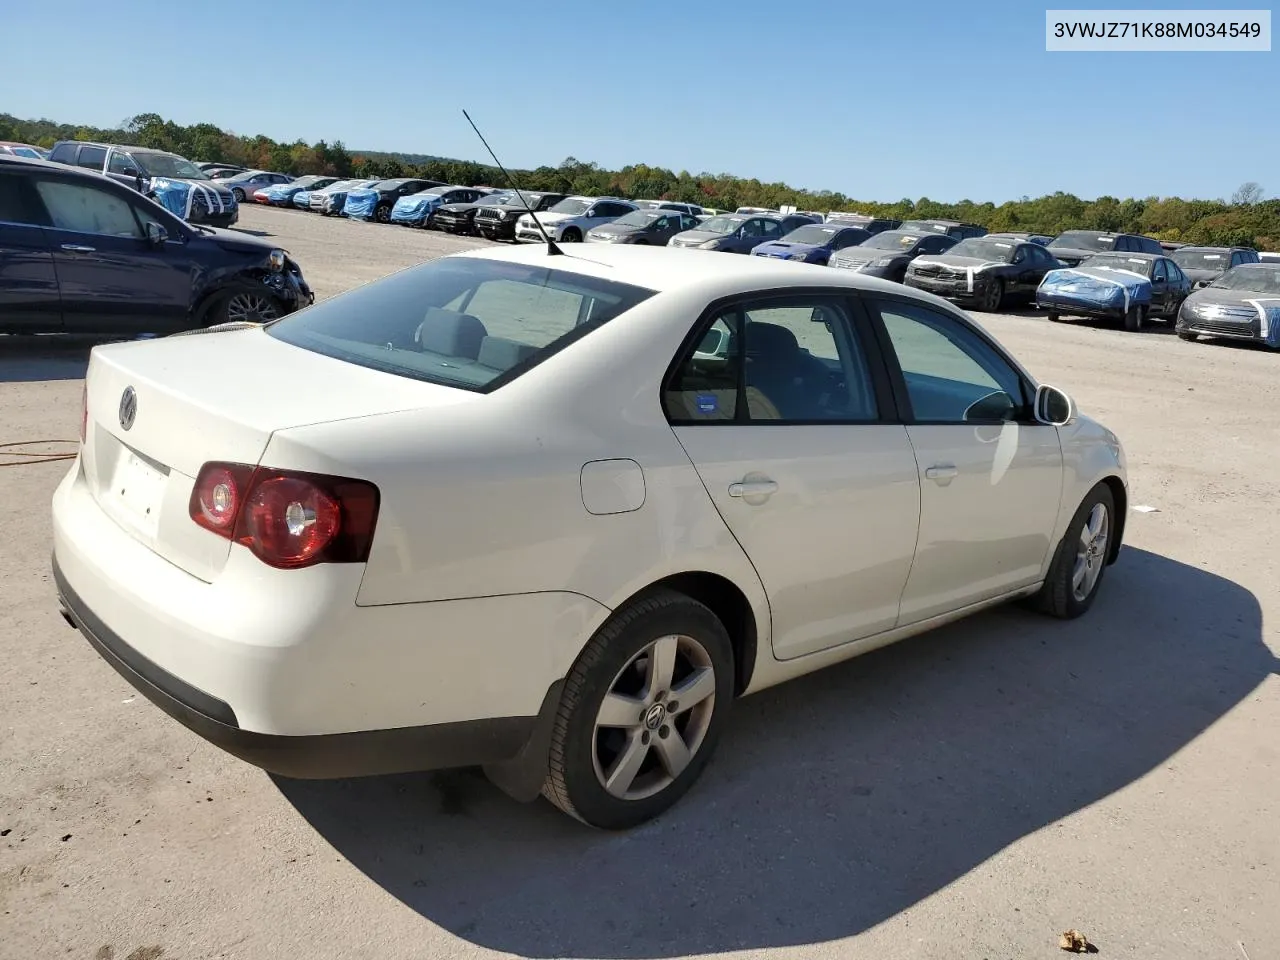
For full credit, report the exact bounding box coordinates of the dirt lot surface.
[2,204,1277,960]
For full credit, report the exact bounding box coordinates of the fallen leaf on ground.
[1059,929,1097,953]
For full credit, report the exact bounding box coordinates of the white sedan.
[52,243,1128,830]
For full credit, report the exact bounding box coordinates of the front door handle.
[924,464,958,484]
[60,244,96,253]
[728,479,778,498]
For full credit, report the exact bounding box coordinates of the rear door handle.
[924,464,958,484]
[60,244,96,253]
[728,479,778,498]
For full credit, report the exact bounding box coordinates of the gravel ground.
[1,204,1277,960]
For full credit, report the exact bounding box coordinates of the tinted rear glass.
[266,256,657,392]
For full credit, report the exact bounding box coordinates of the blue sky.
[4,0,1273,203]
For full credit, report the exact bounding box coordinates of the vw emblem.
[118,387,137,431]
[643,703,667,730]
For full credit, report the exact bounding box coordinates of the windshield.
[949,238,1018,261]
[476,193,512,206]
[137,153,208,180]
[9,146,42,159]
[1085,255,1153,277]
[782,225,840,245]
[373,179,407,191]
[322,180,358,192]
[548,198,591,215]
[1210,266,1280,294]
[864,231,923,251]
[1171,249,1231,271]
[697,216,744,235]
[611,211,663,228]
[1051,231,1115,252]
[290,175,326,189]
[266,257,657,392]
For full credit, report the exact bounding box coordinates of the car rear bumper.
[50,463,604,777]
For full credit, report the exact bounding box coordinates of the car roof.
[450,238,927,297]
[1175,245,1246,253]
[0,153,103,178]
[1090,251,1161,260]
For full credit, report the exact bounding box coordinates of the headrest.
[416,308,487,359]
[747,322,800,356]
[477,335,538,372]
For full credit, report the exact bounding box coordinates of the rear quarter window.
[265,256,656,393]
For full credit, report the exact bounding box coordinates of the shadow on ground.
[276,548,1275,958]
[0,335,115,383]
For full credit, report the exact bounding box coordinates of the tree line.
[3,112,1275,250]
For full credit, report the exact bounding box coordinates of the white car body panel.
[52,244,1127,776]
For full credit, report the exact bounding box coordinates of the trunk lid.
[82,326,471,582]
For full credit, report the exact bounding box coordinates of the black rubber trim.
[53,555,542,780]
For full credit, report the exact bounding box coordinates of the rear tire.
[1028,483,1116,620]
[543,590,734,830]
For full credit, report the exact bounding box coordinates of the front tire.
[543,590,734,830]
[232,188,245,202]
[374,203,392,224]
[980,278,1004,312]
[1177,330,1198,342]
[206,286,285,326]
[1124,304,1145,332]
[560,227,582,242]
[1030,483,1116,620]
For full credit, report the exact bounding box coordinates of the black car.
[0,156,312,335]
[818,212,901,235]
[474,191,568,241]
[905,237,1064,311]
[828,230,958,281]
[48,140,238,228]
[344,178,447,223]
[432,190,514,235]
[1169,245,1262,288]
[899,219,987,241]
[1046,230,1164,267]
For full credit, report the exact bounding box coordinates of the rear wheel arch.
[615,571,758,696]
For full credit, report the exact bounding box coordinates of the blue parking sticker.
[696,393,718,414]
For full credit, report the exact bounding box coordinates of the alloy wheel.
[1071,502,1110,602]
[225,292,281,324]
[591,634,717,801]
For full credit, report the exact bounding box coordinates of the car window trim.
[660,286,900,427]
[861,291,1038,426]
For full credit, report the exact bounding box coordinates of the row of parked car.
[21,139,1277,351]
[230,163,1280,349]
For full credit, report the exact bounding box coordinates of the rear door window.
[76,146,107,171]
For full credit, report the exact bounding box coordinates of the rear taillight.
[189,462,379,569]
[80,384,88,444]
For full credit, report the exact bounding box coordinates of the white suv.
[516,196,637,243]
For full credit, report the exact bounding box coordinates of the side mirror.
[145,221,169,247]
[121,166,139,178]
[1034,383,1074,426]
[1194,279,1211,289]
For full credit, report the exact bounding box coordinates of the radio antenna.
[463,109,561,256]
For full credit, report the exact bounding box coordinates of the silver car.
[218,170,294,203]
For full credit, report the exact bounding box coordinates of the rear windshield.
[265,256,657,392]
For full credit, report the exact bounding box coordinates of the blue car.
[750,223,872,265]
[389,185,484,227]
[266,175,339,207]
[1036,252,1191,331]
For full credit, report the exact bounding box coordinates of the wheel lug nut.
[668,701,679,713]
[659,725,669,739]
[641,731,651,745]
[655,690,666,701]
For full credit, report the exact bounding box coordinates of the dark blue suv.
[0,155,312,335]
